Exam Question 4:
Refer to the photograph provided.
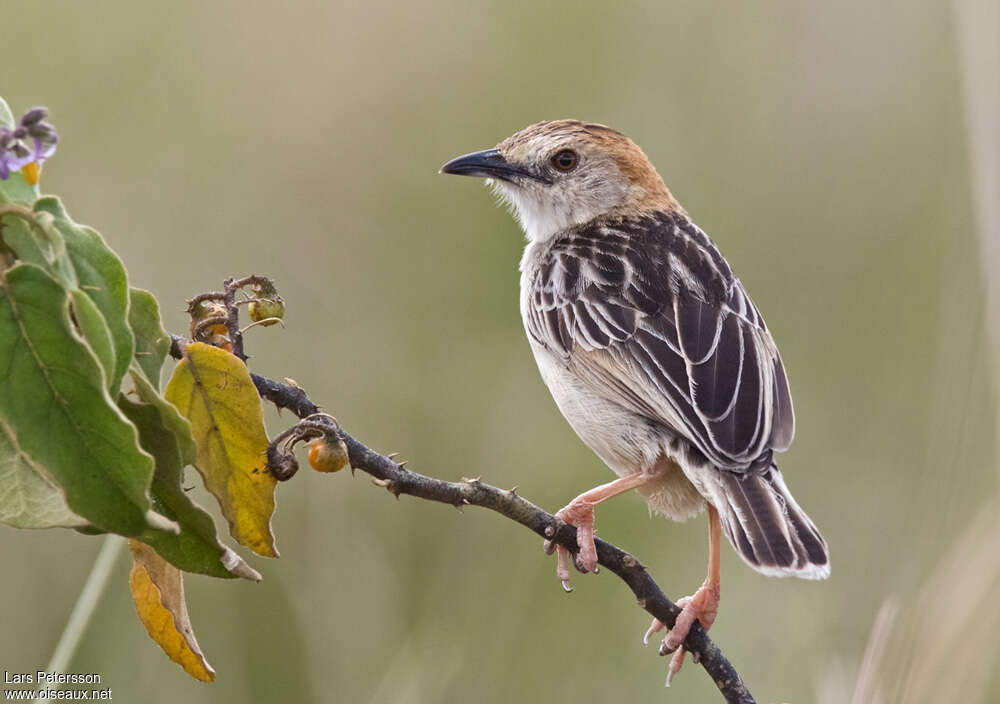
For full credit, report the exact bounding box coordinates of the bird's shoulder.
[522,210,739,355]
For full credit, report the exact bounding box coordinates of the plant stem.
[32,535,123,701]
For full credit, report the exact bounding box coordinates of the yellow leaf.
[164,342,277,557]
[128,540,216,683]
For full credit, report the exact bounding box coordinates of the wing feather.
[524,212,794,472]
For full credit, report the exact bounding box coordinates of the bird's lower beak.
[439,148,546,183]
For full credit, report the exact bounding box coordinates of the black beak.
[439,148,550,184]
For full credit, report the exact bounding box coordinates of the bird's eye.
[550,149,579,172]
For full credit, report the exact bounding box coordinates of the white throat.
[489,179,620,243]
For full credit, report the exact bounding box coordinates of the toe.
[664,602,699,652]
[658,638,677,657]
[577,545,598,573]
[664,627,691,652]
[664,583,719,651]
[555,545,573,592]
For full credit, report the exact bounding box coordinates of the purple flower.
[0,106,58,181]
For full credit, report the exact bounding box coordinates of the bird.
[440,120,829,684]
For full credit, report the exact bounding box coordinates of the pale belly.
[528,340,706,521]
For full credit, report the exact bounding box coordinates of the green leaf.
[0,262,174,536]
[0,174,40,208]
[34,196,134,396]
[129,287,171,388]
[130,366,197,468]
[70,289,116,390]
[0,207,78,290]
[0,423,88,529]
[120,397,260,581]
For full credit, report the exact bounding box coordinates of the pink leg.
[643,504,722,686]
[546,471,661,591]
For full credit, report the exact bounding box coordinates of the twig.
[256,372,752,701]
[223,275,272,361]
[166,335,755,703]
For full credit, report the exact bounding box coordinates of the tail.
[708,464,830,579]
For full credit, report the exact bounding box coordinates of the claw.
[666,648,686,686]
[643,619,664,646]
[555,544,573,592]
[653,580,720,684]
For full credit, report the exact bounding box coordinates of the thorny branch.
[168,323,756,703]
[166,353,755,703]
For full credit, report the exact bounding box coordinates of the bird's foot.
[542,498,598,591]
[643,580,720,686]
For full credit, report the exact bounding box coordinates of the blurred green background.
[2,1,996,702]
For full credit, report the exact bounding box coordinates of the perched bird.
[441,120,829,683]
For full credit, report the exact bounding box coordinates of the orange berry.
[308,438,349,473]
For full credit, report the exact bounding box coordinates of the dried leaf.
[164,342,277,557]
[129,540,215,682]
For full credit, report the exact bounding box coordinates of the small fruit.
[189,300,228,339]
[270,453,299,481]
[189,299,226,322]
[308,437,349,473]
[248,298,285,326]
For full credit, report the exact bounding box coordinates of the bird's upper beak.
[439,148,550,184]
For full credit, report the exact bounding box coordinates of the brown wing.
[524,212,794,472]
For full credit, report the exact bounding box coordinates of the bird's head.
[441,120,681,242]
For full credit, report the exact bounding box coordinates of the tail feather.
[710,465,830,579]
